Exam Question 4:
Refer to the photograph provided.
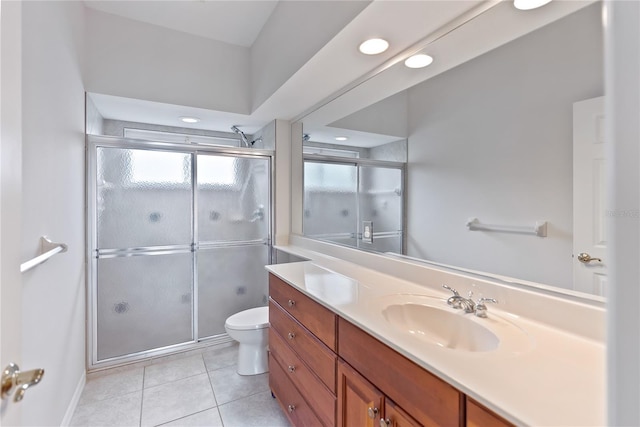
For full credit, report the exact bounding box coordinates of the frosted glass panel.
[197,245,269,338]
[359,166,403,253]
[97,253,193,360]
[303,162,357,242]
[198,155,270,242]
[96,147,192,249]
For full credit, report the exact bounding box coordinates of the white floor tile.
[144,355,207,388]
[202,344,238,372]
[158,408,223,427]
[79,367,144,406]
[70,391,142,427]
[208,365,269,405]
[140,373,216,427]
[218,391,289,427]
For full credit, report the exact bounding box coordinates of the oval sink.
[382,303,499,352]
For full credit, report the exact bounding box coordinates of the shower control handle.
[288,332,295,340]
[288,365,295,373]
[287,299,295,307]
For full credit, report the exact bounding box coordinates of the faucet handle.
[474,297,498,318]
[442,284,459,296]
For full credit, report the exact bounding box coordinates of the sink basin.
[382,303,499,352]
[372,294,531,354]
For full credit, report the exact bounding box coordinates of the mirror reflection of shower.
[231,125,263,147]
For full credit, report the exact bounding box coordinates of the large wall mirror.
[295,0,604,297]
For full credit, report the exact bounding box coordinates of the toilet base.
[237,342,269,376]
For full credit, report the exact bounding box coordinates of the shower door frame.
[302,154,407,254]
[86,134,275,370]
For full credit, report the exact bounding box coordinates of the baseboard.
[60,371,86,427]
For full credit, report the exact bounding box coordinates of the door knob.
[1,363,45,402]
[578,253,602,264]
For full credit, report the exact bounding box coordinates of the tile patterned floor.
[71,344,289,427]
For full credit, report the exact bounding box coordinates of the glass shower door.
[95,147,194,361]
[196,154,271,339]
[303,161,358,247]
[358,165,404,254]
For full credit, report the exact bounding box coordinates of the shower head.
[231,125,261,147]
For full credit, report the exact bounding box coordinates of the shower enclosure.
[303,156,405,254]
[87,135,272,368]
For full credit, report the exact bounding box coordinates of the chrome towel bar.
[20,236,68,273]
[466,217,547,237]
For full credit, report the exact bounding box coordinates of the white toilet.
[224,306,269,375]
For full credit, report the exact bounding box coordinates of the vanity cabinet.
[268,274,337,426]
[466,398,514,427]
[338,317,461,427]
[268,273,514,427]
[337,359,419,427]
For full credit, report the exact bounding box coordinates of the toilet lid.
[225,306,269,331]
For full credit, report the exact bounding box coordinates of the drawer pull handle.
[288,332,295,340]
[367,407,379,419]
[288,404,295,413]
[288,365,295,373]
[380,418,391,427]
[288,299,296,307]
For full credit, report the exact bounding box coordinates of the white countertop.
[266,260,605,427]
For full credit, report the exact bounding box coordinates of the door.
[196,154,271,339]
[337,360,384,427]
[358,165,403,254]
[381,399,421,427]
[1,1,24,424]
[573,96,607,295]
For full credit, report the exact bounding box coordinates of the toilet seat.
[225,306,269,331]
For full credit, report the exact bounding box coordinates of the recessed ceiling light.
[335,136,348,141]
[513,0,552,10]
[179,116,200,124]
[404,54,434,69]
[359,38,389,55]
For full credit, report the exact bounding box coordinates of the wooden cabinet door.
[382,399,421,427]
[338,360,384,427]
[466,398,514,427]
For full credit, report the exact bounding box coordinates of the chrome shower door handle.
[1,363,45,402]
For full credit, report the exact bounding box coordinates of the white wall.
[21,2,86,425]
[605,0,640,424]
[250,1,369,112]
[84,8,251,115]
[406,4,603,289]
[0,1,24,424]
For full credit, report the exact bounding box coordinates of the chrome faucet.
[442,284,497,317]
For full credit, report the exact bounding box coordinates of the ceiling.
[86,0,595,144]
[83,0,278,47]
[88,1,489,136]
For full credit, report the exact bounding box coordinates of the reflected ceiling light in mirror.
[359,38,389,55]
[404,54,434,69]
[335,136,349,141]
[513,0,552,10]
[179,116,200,124]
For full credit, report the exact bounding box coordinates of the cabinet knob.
[367,407,379,419]
[287,332,295,340]
[287,299,296,307]
[288,365,295,373]
[288,404,295,413]
[380,418,391,427]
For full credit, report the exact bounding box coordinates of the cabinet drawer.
[270,328,336,427]
[269,353,325,427]
[269,301,337,392]
[338,317,462,427]
[269,274,336,350]
[466,398,514,427]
